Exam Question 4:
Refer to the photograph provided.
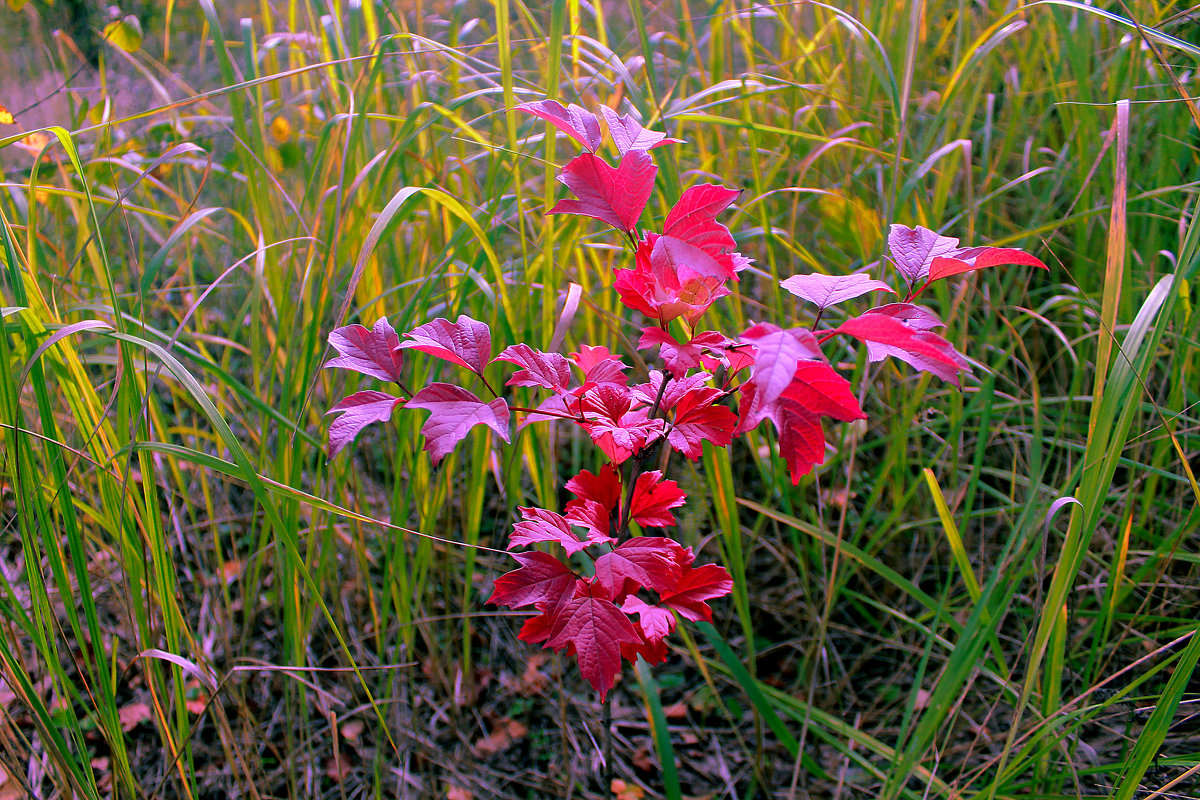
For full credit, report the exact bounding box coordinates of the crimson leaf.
[397,315,492,374]
[775,400,828,483]
[668,386,737,460]
[593,537,686,598]
[888,224,960,285]
[659,563,733,623]
[487,551,577,609]
[545,584,642,699]
[326,390,404,457]
[564,464,623,512]
[548,151,657,234]
[780,272,894,310]
[835,314,968,385]
[628,471,687,528]
[406,383,510,463]
[517,99,603,152]
[780,361,866,421]
[325,317,405,382]
[509,507,596,555]
[927,246,1049,282]
[495,344,573,392]
[598,105,682,156]
[638,328,729,378]
[663,183,740,254]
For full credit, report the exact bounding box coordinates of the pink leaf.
[487,551,577,609]
[563,499,616,546]
[548,151,657,234]
[517,99,603,152]
[398,315,492,374]
[406,383,511,463]
[862,302,944,331]
[615,234,733,324]
[571,345,629,385]
[621,596,676,642]
[835,314,968,385]
[598,105,683,156]
[888,224,960,285]
[495,344,574,392]
[663,183,741,255]
[780,272,895,310]
[325,317,405,382]
[629,471,687,528]
[545,584,642,699]
[737,324,825,432]
[659,563,733,623]
[508,506,607,555]
[927,247,1049,282]
[638,328,729,378]
[326,390,404,457]
[593,537,687,598]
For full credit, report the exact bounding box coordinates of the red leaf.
[509,506,611,555]
[565,464,623,512]
[598,105,683,156]
[888,224,961,285]
[737,324,825,433]
[780,361,866,422]
[927,247,1049,282]
[780,272,894,310]
[614,234,734,324]
[325,317,405,382]
[579,384,664,463]
[663,183,740,255]
[629,471,687,527]
[775,400,828,483]
[668,387,736,460]
[326,390,404,457]
[546,585,642,698]
[638,328,729,378]
[659,563,733,623]
[836,314,968,385]
[571,345,629,385]
[593,537,686,598]
[621,596,676,641]
[495,344,574,392]
[517,99,603,152]
[488,551,577,609]
[398,315,492,374]
[548,151,657,234]
[406,383,511,463]
[861,302,944,331]
[563,499,615,544]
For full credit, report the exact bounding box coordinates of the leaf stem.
[602,692,614,796]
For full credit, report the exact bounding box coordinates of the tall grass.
[1,1,1197,797]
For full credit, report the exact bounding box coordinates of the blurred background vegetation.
[0,0,1198,798]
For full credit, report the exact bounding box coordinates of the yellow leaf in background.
[269,115,292,144]
[17,132,49,153]
[0,104,14,125]
[102,15,143,53]
[6,0,29,11]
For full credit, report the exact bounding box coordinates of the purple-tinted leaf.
[545,586,641,700]
[509,506,604,556]
[398,315,492,374]
[736,324,825,433]
[548,151,657,234]
[780,272,894,310]
[495,344,574,392]
[598,105,683,156]
[406,383,510,463]
[862,303,944,331]
[888,224,960,285]
[326,390,404,457]
[487,550,577,609]
[621,596,676,641]
[325,317,405,382]
[517,99,603,152]
[835,314,969,386]
[638,328,728,379]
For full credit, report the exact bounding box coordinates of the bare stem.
[602,692,614,795]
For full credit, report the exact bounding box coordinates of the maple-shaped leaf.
[780,272,895,311]
[888,224,960,285]
[668,385,737,459]
[488,551,577,609]
[564,464,623,512]
[548,151,657,234]
[325,317,405,382]
[571,345,629,386]
[638,328,729,378]
[835,314,969,385]
[598,105,683,156]
[927,246,1049,282]
[659,563,733,623]
[563,498,615,544]
[406,383,511,463]
[779,361,866,422]
[579,384,664,463]
[517,99,603,152]
[621,634,671,667]
[621,596,676,641]
[495,344,574,392]
[615,234,733,324]
[326,390,404,457]
[397,315,492,374]
[593,537,686,598]
[628,471,687,527]
[663,183,740,255]
[545,583,642,699]
[509,506,610,555]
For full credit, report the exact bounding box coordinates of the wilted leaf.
[102,15,144,53]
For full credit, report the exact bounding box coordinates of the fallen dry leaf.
[119,701,152,732]
[471,718,528,757]
[611,778,645,800]
[446,785,472,800]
